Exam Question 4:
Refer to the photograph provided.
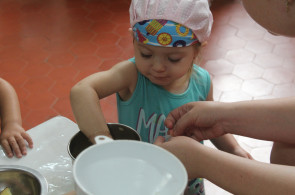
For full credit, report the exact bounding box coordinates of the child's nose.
[152,59,166,72]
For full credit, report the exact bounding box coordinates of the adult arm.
[165,98,295,144]
[0,78,33,158]
[155,136,295,195]
[202,81,252,158]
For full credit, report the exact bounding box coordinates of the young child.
[70,0,251,194]
[0,78,33,158]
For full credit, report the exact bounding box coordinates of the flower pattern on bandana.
[133,19,199,47]
[157,33,172,46]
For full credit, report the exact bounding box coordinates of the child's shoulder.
[113,59,138,99]
[128,57,136,64]
[112,59,137,72]
[107,59,138,86]
[192,64,210,77]
[113,59,138,79]
[111,58,139,78]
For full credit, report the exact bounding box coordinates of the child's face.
[133,39,199,90]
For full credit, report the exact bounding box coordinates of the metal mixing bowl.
[0,165,48,195]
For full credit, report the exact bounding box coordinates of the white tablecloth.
[0,116,79,195]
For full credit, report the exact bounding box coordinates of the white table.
[1,116,258,195]
[0,116,79,195]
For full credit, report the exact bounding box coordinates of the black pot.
[67,123,141,160]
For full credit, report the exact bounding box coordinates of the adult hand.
[154,136,206,179]
[165,102,227,141]
[0,123,33,158]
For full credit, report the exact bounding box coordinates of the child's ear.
[129,28,135,44]
[193,47,200,59]
[193,42,204,59]
[128,28,133,37]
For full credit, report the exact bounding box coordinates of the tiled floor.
[0,0,294,194]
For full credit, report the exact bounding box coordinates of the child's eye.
[140,53,152,58]
[168,58,181,63]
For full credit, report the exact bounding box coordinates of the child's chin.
[149,77,170,86]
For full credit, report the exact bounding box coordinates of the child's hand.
[232,146,254,160]
[0,123,33,158]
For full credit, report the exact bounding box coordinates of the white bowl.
[73,139,187,195]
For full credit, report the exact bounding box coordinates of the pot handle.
[94,136,113,145]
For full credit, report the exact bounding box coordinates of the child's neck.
[162,74,190,94]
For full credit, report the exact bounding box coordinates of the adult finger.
[1,140,13,158]
[154,136,165,145]
[172,109,197,136]
[191,134,203,142]
[166,102,194,132]
[165,103,194,131]
[197,126,225,140]
[190,128,208,141]
[165,113,177,130]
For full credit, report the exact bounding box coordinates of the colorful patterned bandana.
[133,19,199,47]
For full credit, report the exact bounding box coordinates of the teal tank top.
[116,57,211,143]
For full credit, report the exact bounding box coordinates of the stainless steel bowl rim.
[0,165,48,195]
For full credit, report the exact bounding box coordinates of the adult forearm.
[156,134,295,194]
[222,97,295,144]
[201,145,295,194]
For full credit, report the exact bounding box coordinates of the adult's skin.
[165,98,295,144]
[165,99,295,167]
[242,0,295,37]
[241,0,295,166]
[154,1,295,194]
[164,0,295,166]
[154,136,295,195]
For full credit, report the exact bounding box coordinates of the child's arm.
[206,82,252,159]
[0,78,33,158]
[70,60,137,143]
[210,134,252,159]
